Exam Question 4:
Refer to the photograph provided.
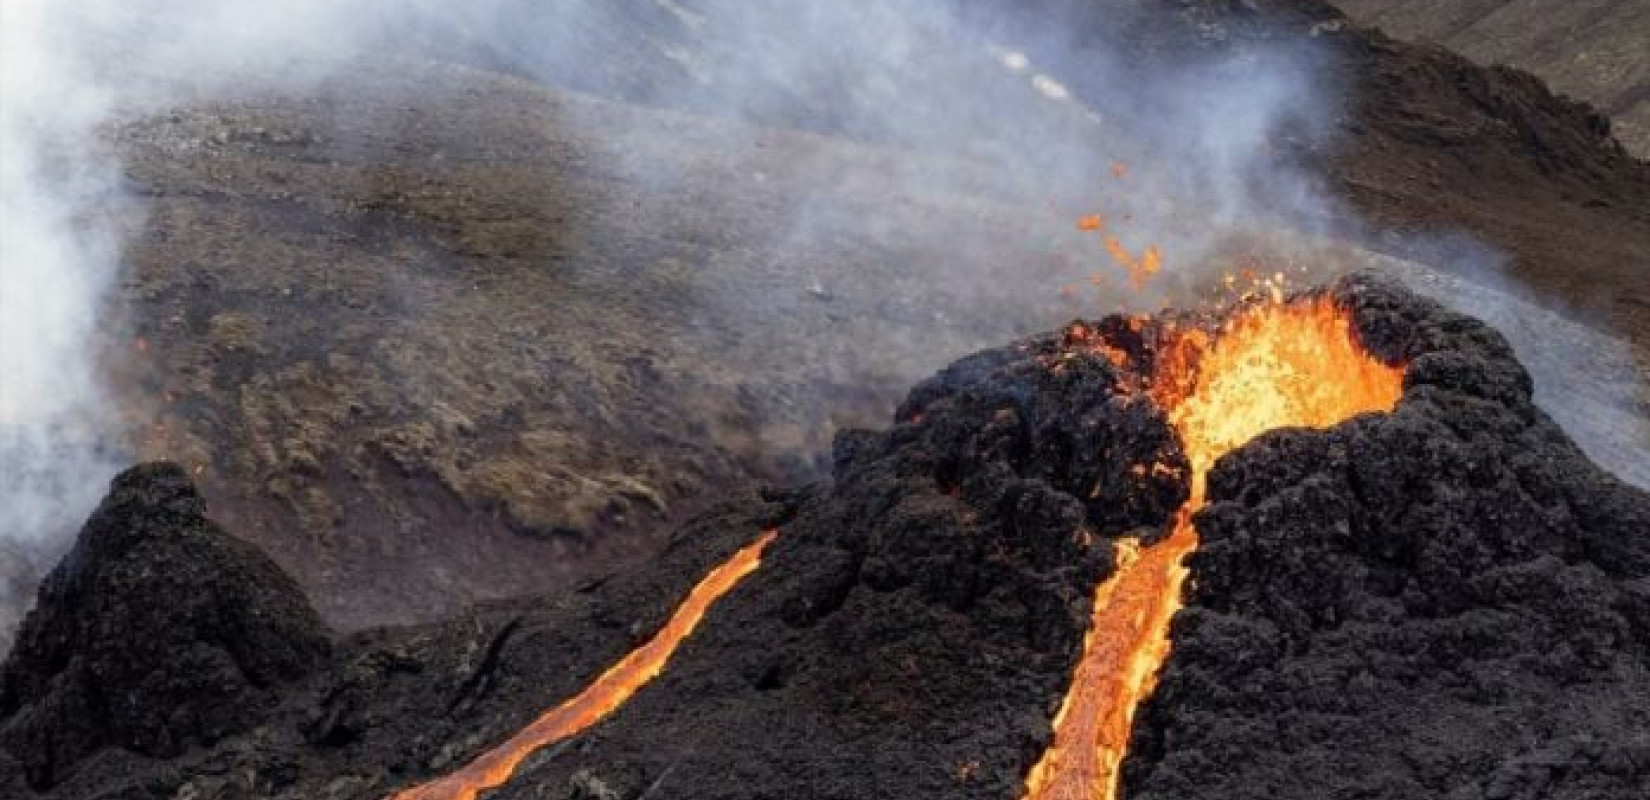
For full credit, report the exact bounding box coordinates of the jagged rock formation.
[471,321,1190,799]
[0,463,331,791]
[4,275,1645,800]
[0,468,802,799]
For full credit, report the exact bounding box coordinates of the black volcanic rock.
[476,277,1650,800]
[1123,275,1650,800]
[0,463,331,790]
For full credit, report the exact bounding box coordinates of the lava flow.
[1023,296,1406,800]
[386,529,779,800]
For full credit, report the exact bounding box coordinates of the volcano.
[2,273,1646,800]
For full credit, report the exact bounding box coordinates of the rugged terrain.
[4,275,1646,800]
[63,0,1647,640]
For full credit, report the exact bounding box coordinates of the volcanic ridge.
[2,273,1646,800]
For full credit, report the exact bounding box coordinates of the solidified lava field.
[3,274,1646,800]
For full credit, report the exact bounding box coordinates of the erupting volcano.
[3,275,1647,800]
[1024,296,1406,799]
[6,0,1650,797]
[389,286,1413,800]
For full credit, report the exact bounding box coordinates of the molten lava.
[1023,296,1405,800]
[386,529,779,800]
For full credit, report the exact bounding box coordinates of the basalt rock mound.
[0,463,332,791]
[1124,275,1650,799]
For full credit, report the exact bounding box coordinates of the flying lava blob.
[1022,296,1406,800]
[385,529,780,800]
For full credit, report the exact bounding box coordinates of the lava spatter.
[385,529,779,800]
[1023,296,1405,800]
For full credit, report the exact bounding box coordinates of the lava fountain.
[1022,295,1406,800]
[386,529,779,800]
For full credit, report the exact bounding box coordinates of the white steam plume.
[1,1,124,638]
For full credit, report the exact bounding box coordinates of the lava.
[385,529,779,800]
[1023,296,1405,800]
[1072,210,1162,290]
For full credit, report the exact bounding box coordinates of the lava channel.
[386,529,779,800]
[1022,296,1405,800]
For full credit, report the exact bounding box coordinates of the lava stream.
[1023,297,1405,800]
[387,529,779,800]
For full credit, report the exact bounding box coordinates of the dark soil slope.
[1331,0,1650,158]
[992,0,1650,344]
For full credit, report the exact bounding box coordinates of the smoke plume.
[1,1,124,638]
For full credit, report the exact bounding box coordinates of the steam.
[1,1,124,638]
[1380,235,1650,489]
[0,0,1642,645]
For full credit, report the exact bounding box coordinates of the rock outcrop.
[0,463,331,790]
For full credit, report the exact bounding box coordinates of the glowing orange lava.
[386,530,779,800]
[1023,296,1405,800]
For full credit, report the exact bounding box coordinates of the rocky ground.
[3,275,1646,800]
[5,3,1647,797]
